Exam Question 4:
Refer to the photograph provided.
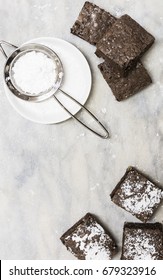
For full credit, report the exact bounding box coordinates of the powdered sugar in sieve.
[11,51,58,95]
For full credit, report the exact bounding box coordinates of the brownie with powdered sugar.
[60,213,117,260]
[110,167,163,222]
[71,1,116,45]
[121,222,163,260]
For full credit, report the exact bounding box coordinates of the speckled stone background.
[0,0,163,259]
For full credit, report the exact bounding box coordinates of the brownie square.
[121,222,163,260]
[71,1,116,45]
[110,167,163,222]
[60,213,117,260]
[98,60,152,101]
[96,14,155,73]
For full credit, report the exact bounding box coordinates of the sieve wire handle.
[0,40,18,59]
[53,89,109,139]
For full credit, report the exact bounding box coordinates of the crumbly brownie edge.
[110,167,135,199]
[121,14,155,45]
[60,212,118,257]
[96,49,127,76]
[110,166,163,199]
[98,61,152,101]
[60,212,92,243]
[96,51,138,77]
[123,222,163,231]
[60,212,117,246]
[71,1,116,45]
[126,167,163,191]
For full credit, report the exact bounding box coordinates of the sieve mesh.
[4,43,64,102]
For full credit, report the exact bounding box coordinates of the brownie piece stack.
[96,14,154,101]
[60,213,117,260]
[121,223,163,260]
[71,1,155,101]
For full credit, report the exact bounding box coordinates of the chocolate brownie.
[98,60,152,101]
[60,213,117,260]
[71,1,116,45]
[96,14,155,73]
[121,222,163,260]
[110,167,163,222]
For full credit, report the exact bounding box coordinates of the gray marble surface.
[0,0,163,259]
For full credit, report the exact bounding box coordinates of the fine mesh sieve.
[0,40,109,139]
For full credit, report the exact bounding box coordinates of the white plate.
[4,37,92,124]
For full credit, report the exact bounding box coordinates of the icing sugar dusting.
[124,229,158,260]
[12,51,57,95]
[119,176,163,215]
[65,219,113,260]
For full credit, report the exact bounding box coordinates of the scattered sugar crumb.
[76,132,85,139]
[29,190,35,196]
[33,3,51,10]
[90,186,96,191]
[80,133,85,137]
[90,183,100,190]
[113,7,124,17]
[101,108,107,114]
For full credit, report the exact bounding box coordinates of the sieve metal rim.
[4,43,64,102]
